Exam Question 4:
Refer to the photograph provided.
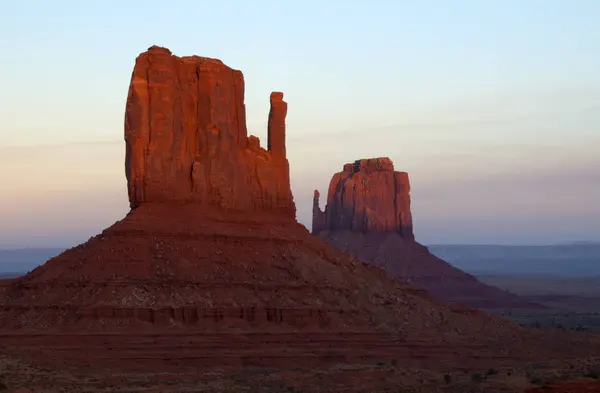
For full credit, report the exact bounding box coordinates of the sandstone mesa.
[313,157,543,310]
[125,45,294,216]
[312,157,414,239]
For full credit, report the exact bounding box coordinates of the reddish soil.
[0,204,541,338]
[0,205,599,391]
[317,230,545,311]
[526,379,600,393]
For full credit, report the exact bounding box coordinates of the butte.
[312,157,543,310]
[0,46,598,391]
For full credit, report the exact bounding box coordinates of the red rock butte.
[313,157,414,239]
[125,45,294,216]
[313,157,544,310]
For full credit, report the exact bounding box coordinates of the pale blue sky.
[1,0,599,247]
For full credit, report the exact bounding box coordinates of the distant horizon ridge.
[4,241,600,252]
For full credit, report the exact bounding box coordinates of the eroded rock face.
[125,46,295,217]
[312,157,544,310]
[313,157,414,240]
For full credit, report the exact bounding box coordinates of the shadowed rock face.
[313,157,413,240]
[125,46,295,217]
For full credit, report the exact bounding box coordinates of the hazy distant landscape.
[406,243,598,334]
[4,244,599,312]
[0,248,62,276]
[429,243,600,276]
[3,243,599,278]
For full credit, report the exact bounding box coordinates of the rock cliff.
[313,157,543,310]
[125,46,294,216]
[312,157,413,239]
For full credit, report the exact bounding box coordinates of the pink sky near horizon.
[2,1,600,248]
[1,122,599,248]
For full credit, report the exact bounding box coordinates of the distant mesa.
[312,157,413,239]
[312,157,544,310]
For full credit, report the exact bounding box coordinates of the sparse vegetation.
[584,368,600,379]
[487,367,499,376]
[529,376,544,385]
[507,311,600,333]
[396,388,420,393]
[471,372,485,382]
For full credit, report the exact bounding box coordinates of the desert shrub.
[557,373,572,382]
[529,376,544,385]
[472,372,485,381]
[487,368,499,376]
[396,388,419,393]
[584,368,600,379]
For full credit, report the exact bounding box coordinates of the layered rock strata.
[312,157,413,239]
[125,46,294,216]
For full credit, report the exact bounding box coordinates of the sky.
[1,0,599,248]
